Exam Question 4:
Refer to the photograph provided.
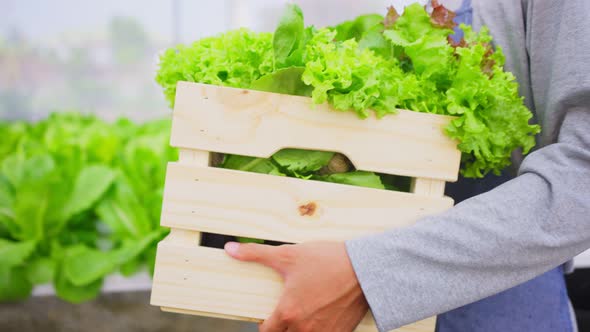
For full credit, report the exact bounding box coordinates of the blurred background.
[0,0,587,331]
[0,0,438,122]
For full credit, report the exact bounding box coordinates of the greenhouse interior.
[1,0,589,331]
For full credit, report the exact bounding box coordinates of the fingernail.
[225,242,240,256]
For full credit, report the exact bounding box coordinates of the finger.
[259,310,288,332]
[224,242,281,270]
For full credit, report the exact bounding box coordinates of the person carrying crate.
[224,0,590,331]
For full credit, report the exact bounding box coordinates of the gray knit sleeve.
[346,0,590,330]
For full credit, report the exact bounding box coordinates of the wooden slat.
[164,228,202,246]
[410,178,447,197]
[151,243,435,332]
[178,148,210,165]
[170,82,461,181]
[161,307,262,323]
[160,307,436,332]
[151,149,209,305]
[171,149,211,245]
[160,163,454,243]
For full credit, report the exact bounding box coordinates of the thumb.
[224,241,281,271]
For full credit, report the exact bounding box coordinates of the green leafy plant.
[0,113,176,303]
[156,2,540,178]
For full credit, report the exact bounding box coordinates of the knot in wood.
[298,202,317,216]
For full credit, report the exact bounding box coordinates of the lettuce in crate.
[156,1,539,181]
[155,2,541,244]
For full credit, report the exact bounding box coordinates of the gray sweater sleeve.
[345,1,590,331]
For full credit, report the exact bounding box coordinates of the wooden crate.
[150,82,461,332]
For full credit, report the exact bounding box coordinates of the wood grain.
[410,178,447,197]
[160,163,453,243]
[149,82,466,332]
[160,306,436,332]
[150,149,208,306]
[151,243,435,332]
[170,82,461,182]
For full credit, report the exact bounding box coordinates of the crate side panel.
[161,307,435,332]
[170,82,460,181]
[151,244,282,320]
[151,243,435,332]
[160,163,453,243]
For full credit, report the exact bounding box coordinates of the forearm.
[346,108,590,331]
